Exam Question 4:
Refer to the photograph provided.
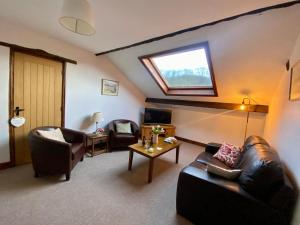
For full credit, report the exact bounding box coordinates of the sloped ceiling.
[107,5,300,105]
[0,0,294,52]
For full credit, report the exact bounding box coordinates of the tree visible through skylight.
[151,48,212,88]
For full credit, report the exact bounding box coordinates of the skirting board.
[0,162,12,170]
[175,136,207,148]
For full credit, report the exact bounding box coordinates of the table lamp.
[93,112,103,134]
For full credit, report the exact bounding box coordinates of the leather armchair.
[176,136,297,225]
[28,126,86,181]
[108,119,139,151]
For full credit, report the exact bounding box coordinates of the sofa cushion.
[243,135,270,150]
[213,143,242,168]
[37,128,66,143]
[238,141,284,200]
[196,152,231,170]
[116,122,132,134]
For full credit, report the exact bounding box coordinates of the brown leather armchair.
[28,126,86,181]
[108,119,139,151]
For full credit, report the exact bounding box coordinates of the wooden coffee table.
[128,137,181,183]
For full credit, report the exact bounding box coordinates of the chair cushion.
[116,122,132,134]
[37,128,66,143]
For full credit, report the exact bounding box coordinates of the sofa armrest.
[176,164,283,225]
[205,142,222,154]
[62,128,85,144]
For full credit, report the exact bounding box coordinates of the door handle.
[14,107,25,116]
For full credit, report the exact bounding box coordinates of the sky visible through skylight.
[151,48,213,87]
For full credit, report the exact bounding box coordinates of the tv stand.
[141,124,176,139]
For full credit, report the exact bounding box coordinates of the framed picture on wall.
[101,79,119,96]
[289,61,300,101]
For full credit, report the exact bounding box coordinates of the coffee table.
[128,137,181,183]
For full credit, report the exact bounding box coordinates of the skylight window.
[139,42,218,96]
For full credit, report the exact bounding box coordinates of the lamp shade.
[59,0,95,36]
[93,112,103,123]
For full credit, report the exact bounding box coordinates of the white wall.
[264,32,300,225]
[148,104,266,146]
[0,20,145,164]
[0,46,10,163]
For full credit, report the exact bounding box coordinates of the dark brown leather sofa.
[28,126,86,181]
[108,119,139,151]
[176,136,297,225]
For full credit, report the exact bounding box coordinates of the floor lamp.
[240,97,251,142]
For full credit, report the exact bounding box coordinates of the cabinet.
[141,124,176,140]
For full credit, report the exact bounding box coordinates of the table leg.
[176,146,180,164]
[128,150,134,171]
[92,139,95,157]
[148,158,154,183]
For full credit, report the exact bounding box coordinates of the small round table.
[85,133,109,157]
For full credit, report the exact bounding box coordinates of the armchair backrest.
[109,119,139,134]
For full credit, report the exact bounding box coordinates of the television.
[144,108,172,124]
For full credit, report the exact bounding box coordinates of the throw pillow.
[207,163,242,180]
[213,142,242,168]
[37,128,67,143]
[116,122,132,134]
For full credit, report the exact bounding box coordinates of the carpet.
[0,142,202,225]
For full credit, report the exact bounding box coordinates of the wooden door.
[12,52,64,165]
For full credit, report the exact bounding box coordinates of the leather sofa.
[108,119,139,151]
[176,136,297,225]
[28,126,86,181]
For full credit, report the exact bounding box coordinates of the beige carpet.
[0,142,202,225]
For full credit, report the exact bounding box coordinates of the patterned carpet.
[0,142,202,225]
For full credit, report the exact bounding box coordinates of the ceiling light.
[59,0,95,36]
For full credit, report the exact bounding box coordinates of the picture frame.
[289,61,300,101]
[101,79,119,96]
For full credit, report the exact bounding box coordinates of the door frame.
[8,49,67,167]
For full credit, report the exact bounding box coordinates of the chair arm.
[131,121,140,137]
[62,128,85,143]
[205,142,222,154]
[108,122,116,137]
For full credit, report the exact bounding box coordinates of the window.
[139,42,218,96]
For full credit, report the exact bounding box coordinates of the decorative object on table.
[164,137,177,144]
[101,79,119,96]
[85,133,109,157]
[59,0,96,36]
[151,125,165,144]
[92,112,104,134]
[289,60,300,101]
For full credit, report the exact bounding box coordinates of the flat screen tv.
[144,108,172,124]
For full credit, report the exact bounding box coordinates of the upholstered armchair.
[28,126,86,181]
[108,119,139,151]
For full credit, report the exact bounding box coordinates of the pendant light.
[59,0,95,36]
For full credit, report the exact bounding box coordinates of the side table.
[85,133,109,157]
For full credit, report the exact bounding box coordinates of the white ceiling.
[107,5,300,104]
[0,0,294,53]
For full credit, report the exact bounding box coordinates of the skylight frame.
[139,42,218,96]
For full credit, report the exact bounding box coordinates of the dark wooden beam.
[95,1,300,56]
[146,98,269,113]
[0,41,77,64]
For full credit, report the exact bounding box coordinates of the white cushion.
[207,163,242,180]
[116,122,132,133]
[37,128,67,143]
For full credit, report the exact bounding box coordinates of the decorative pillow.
[207,163,242,180]
[213,143,242,168]
[37,128,66,143]
[116,122,132,134]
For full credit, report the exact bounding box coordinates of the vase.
[152,134,159,144]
